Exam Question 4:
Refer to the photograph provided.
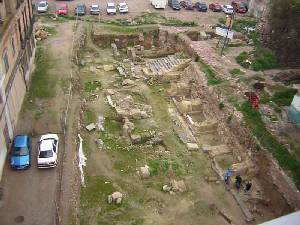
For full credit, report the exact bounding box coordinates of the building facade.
[0,0,35,179]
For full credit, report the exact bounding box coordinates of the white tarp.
[216,27,234,39]
[78,134,87,187]
[291,95,300,111]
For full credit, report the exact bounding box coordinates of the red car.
[56,3,68,15]
[209,3,222,12]
[231,1,248,13]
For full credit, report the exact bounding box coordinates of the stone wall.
[158,28,300,210]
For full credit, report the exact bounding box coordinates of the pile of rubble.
[162,180,187,194]
[106,90,152,120]
[35,26,51,41]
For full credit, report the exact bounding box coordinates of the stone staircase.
[147,55,184,74]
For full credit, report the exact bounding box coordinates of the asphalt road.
[0,137,58,225]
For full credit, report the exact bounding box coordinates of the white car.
[37,134,59,169]
[37,1,49,13]
[222,4,234,14]
[118,2,129,13]
[90,4,100,15]
[107,2,117,14]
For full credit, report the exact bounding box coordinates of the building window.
[3,53,9,73]
[11,38,16,56]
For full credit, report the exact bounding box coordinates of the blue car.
[10,135,31,170]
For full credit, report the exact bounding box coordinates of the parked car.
[231,1,247,13]
[37,1,49,13]
[107,2,117,15]
[151,0,167,9]
[222,4,234,14]
[75,4,86,16]
[37,134,59,169]
[179,0,193,10]
[10,135,31,170]
[194,1,207,12]
[56,3,68,15]
[209,3,222,12]
[90,4,100,15]
[118,2,129,13]
[168,0,181,10]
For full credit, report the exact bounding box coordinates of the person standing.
[235,175,242,190]
[244,181,252,193]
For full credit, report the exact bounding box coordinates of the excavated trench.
[87,25,299,223]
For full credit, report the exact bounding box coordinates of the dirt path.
[0,21,78,225]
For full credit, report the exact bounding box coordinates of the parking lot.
[32,0,235,24]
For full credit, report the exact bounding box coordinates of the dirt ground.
[0,21,79,225]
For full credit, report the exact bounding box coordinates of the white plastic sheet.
[78,134,87,187]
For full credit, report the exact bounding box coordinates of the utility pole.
[220,12,235,55]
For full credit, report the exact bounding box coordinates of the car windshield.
[120,4,127,8]
[108,5,116,9]
[39,150,53,158]
[39,2,46,7]
[77,5,84,10]
[92,6,99,10]
[59,6,66,10]
[13,147,29,156]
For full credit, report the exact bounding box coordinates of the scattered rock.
[170,179,187,193]
[162,185,171,192]
[103,65,115,72]
[86,123,96,131]
[122,79,135,86]
[139,165,150,179]
[186,142,199,151]
[202,144,211,152]
[123,117,135,136]
[117,66,126,77]
[108,191,123,205]
[95,139,104,149]
[130,134,141,144]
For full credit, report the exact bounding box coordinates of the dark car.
[209,3,222,12]
[168,0,181,10]
[180,0,194,10]
[10,135,31,170]
[231,1,248,13]
[195,1,207,11]
[75,4,86,15]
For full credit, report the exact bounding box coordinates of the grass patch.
[198,60,222,85]
[43,26,57,35]
[271,88,297,106]
[84,80,102,93]
[84,110,96,124]
[229,68,245,76]
[240,101,300,188]
[25,47,56,105]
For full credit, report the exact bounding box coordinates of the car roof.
[91,4,99,7]
[224,4,233,7]
[77,4,85,7]
[119,2,127,5]
[39,1,47,4]
[108,2,115,6]
[14,135,28,147]
[40,139,54,151]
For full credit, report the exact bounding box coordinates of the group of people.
[224,169,252,193]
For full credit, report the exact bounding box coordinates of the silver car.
[37,1,49,13]
[90,4,100,15]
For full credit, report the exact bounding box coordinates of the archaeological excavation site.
[73,22,300,225]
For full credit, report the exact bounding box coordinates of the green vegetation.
[84,80,102,92]
[198,60,222,85]
[26,47,56,103]
[271,88,298,106]
[236,48,279,71]
[43,26,57,35]
[240,101,300,188]
[84,110,96,124]
[229,68,245,76]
